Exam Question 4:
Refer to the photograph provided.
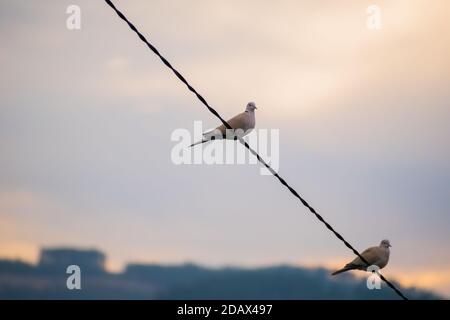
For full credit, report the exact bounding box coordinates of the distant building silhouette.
[0,247,440,299]
[39,248,106,273]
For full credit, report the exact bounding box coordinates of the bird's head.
[246,101,257,112]
[380,239,392,248]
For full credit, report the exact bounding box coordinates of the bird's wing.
[348,246,380,267]
[213,112,248,136]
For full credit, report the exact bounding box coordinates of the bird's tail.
[189,139,207,147]
[331,264,354,276]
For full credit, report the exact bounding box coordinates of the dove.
[331,239,391,275]
[189,102,257,147]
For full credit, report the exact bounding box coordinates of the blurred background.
[0,0,449,299]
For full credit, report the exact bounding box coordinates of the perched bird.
[331,239,391,275]
[189,102,257,147]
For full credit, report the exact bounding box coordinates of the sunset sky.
[1,1,449,297]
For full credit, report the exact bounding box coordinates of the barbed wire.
[104,0,408,300]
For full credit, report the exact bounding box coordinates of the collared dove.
[331,239,391,275]
[189,102,257,147]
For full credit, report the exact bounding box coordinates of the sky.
[0,0,449,297]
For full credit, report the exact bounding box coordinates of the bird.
[189,102,257,147]
[331,239,391,275]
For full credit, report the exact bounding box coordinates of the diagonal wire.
[104,0,408,300]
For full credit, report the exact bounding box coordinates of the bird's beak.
[389,244,392,247]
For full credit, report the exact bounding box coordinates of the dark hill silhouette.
[0,247,440,299]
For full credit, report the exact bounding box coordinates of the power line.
[104,0,408,300]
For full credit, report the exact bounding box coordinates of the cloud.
[391,266,450,298]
